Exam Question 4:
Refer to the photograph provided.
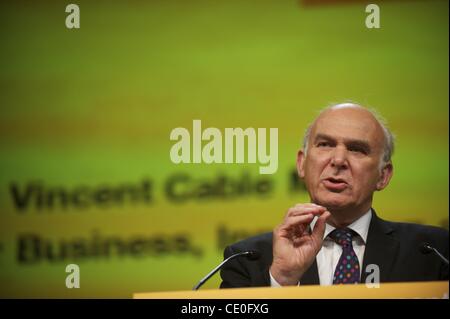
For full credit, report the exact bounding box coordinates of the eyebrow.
[314,133,372,154]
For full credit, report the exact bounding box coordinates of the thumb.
[311,211,331,244]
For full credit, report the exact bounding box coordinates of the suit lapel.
[361,210,399,283]
[298,226,321,285]
[300,258,320,285]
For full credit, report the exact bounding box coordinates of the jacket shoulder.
[380,218,448,252]
[220,232,273,288]
[227,232,273,252]
[383,219,448,237]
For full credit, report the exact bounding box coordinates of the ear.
[297,149,306,179]
[376,162,393,191]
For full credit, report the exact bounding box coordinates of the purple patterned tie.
[329,228,360,284]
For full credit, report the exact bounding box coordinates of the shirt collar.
[311,208,372,244]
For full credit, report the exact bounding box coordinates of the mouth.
[322,177,348,192]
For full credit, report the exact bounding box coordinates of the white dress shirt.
[270,209,372,286]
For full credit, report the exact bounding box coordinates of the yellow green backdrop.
[0,0,448,297]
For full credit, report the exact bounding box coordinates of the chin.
[314,193,352,210]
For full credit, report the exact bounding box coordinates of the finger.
[278,214,315,234]
[311,210,331,243]
[294,203,326,209]
[286,206,326,218]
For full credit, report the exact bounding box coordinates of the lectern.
[134,281,448,299]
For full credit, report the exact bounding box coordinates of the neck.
[325,205,371,228]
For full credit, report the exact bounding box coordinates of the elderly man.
[220,103,448,287]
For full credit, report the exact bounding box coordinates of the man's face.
[297,107,393,213]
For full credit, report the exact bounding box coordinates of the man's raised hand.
[270,203,331,286]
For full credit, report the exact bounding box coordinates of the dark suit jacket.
[220,212,449,288]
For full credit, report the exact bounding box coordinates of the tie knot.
[329,228,354,247]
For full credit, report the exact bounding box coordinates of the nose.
[330,146,348,169]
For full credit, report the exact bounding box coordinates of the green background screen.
[0,0,448,297]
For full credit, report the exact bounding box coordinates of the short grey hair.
[302,103,395,164]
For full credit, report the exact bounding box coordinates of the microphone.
[420,243,449,266]
[192,250,260,290]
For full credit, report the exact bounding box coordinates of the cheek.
[306,154,328,174]
[305,165,323,186]
[352,165,380,190]
[304,162,328,190]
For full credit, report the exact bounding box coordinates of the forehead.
[311,107,385,146]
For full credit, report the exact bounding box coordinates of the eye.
[348,146,368,155]
[317,141,331,147]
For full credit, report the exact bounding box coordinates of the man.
[220,103,448,287]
